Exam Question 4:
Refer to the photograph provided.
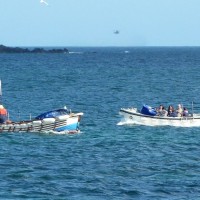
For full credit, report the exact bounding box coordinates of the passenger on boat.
[176,104,183,117]
[167,105,177,117]
[161,106,168,117]
[183,107,189,117]
[156,105,167,117]
[156,105,163,113]
[0,105,8,123]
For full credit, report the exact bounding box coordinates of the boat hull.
[0,113,83,133]
[119,108,200,127]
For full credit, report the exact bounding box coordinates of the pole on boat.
[192,101,194,118]
[18,110,21,120]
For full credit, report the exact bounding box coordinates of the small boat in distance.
[118,104,200,127]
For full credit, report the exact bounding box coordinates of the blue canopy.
[35,109,69,120]
[141,105,157,116]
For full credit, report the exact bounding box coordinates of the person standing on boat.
[0,104,8,123]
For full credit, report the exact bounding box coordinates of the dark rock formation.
[0,45,68,53]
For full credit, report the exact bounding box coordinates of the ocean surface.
[1,47,200,199]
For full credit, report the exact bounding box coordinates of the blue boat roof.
[35,109,69,120]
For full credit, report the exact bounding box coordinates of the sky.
[0,0,200,47]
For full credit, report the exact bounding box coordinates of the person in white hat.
[176,104,183,117]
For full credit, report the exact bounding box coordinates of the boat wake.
[117,120,138,126]
[69,51,83,54]
[117,118,158,127]
[42,130,82,135]
[117,121,126,126]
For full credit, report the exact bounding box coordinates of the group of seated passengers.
[156,104,189,117]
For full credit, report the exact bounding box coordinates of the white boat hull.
[118,108,200,127]
[0,113,83,133]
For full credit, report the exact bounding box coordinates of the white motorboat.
[118,105,200,127]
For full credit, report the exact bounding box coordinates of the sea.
[1,47,200,199]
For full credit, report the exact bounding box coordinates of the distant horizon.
[2,44,200,48]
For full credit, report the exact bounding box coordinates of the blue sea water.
[1,47,200,199]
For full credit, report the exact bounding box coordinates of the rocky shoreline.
[0,45,68,53]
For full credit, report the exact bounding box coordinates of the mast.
[192,101,194,118]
